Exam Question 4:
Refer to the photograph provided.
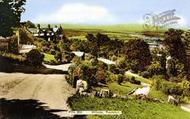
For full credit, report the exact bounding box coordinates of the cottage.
[27,24,63,41]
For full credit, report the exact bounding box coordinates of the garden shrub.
[117,74,124,85]
[26,49,44,67]
[107,72,118,82]
[129,76,141,85]
[153,76,189,96]
[95,67,107,84]
[140,71,152,78]
[147,61,163,76]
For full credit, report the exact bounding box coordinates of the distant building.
[27,24,63,41]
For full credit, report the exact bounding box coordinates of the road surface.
[0,73,75,118]
[43,63,75,72]
[181,104,190,112]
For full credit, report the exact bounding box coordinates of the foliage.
[26,49,44,67]
[8,35,18,54]
[43,53,56,62]
[0,51,25,63]
[95,67,107,84]
[25,20,36,28]
[129,76,141,85]
[140,71,152,78]
[153,76,190,97]
[147,61,163,76]
[0,0,26,37]
[117,74,124,85]
[125,39,152,72]
[166,58,186,78]
[164,29,188,72]
[19,27,34,44]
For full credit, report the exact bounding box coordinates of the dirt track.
[0,73,75,118]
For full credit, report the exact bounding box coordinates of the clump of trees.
[86,33,125,59]
[125,39,152,72]
[0,0,26,37]
[164,29,188,74]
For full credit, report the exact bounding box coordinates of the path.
[43,63,75,72]
[0,73,75,118]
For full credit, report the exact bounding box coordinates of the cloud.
[33,3,117,24]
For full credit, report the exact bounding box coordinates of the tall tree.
[0,0,26,37]
[125,39,152,72]
[164,29,188,72]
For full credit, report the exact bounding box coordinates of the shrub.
[117,74,124,85]
[153,76,184,95]
[26,49,44,67]
[181,80,190,97]
[107,72,118,82]
[95,67,107,84]
[140,71,152,78]
[129,76,141,85]
[147,62,163,76]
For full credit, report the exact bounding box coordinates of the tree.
[164,29,188,73]
[86,34,99,57]
[25,20,35,28]
[0,0,26,37]
[125,39,152,72]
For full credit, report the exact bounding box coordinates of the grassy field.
[107,82,142,95]
[43,53,56,62]
[68,95,190,119]
[125,72,152,84]
[40,23,166,34]
[40,23,145,32]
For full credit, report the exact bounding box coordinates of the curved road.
[0,73,75,118]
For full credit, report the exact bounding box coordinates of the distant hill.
[37,23,167,33]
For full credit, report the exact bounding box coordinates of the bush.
[26,49,44,67]
[140,71,152,78]
[129,76,141,85]
[181,81,190,97]
[117,74,124,85]
[107,72,118,82]
[147,62,163,76]
[153,76,185,95]
[95,67,107,84]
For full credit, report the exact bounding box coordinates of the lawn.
[125,72,152,84]
[148,86,168,101]
[43,53,56,62]
[68,95,190,119]
[108,82,142,95]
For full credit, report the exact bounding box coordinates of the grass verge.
[68,95,190,119]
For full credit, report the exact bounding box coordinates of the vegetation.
[43,53,56,62]
[0,0,26,37]
[164,29,188,77]
[26,49,44,67]
[68,95,190,119]
[108,82,141,95]
[125,39,152,72]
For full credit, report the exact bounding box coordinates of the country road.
[0,73,75,118]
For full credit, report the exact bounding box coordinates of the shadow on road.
[0,98,66,119]
[0,56,68,74]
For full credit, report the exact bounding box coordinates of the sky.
[22,0,190,27]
